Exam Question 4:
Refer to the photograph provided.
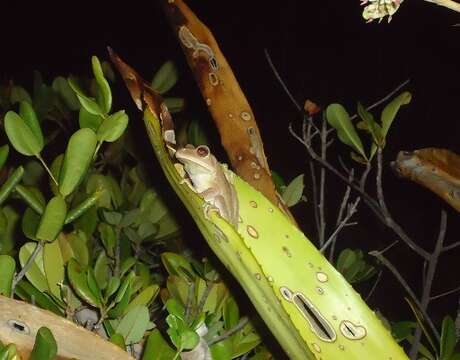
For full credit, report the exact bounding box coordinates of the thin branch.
[369,250,440,342]
[11,240,45,294]
[365,270,383,302]
[376,148,430,260]
[424,0,460,13]
[409,210,447,358]
[321,200,359,253]
[430,285,460,301]
[207,317,250,346]
[318,115,327,246]
[442,240,460,252]
[264,49,302,112]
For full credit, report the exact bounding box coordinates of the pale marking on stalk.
[316,272,329,283]
[240,111,252,121]
[280,287,337,342]
[255,273,262,280]
[282,246,292,257]
[268,207,273,212]
[206,98,212,106]
[246,225,259,238]
[178,26,219,71]
[339,344,345,350]
[316,287,324,295]
[249,200,257,208]
[312,343,321,353]
[247,127,268,171]
[267,275,274,282]
[339,320,367,340]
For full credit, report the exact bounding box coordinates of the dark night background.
[3,0,460,334]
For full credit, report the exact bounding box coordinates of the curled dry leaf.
[303,99,321,116]
[392,148,460,213]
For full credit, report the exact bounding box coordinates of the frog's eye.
[196,145,210,158]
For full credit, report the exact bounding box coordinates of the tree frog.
[175,145,239,227]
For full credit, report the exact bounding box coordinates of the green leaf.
[10,85,32,104]
[380,91,411,139]
[65,189,102,225]
[223,297,240,329]
[271,170,286,194]
[98,223,116,258]
[68,77,103,116]
[4,111,43,156]
[105,276,121,300]
[336,248,357,273]
[357,102,383,159]
[19,101,44,150]
[110,333,126,350]
[97,110,129,142]
[0,255,15,296]
[67,258,101,307]
[326,104,367,160]
[94,251,110,290]
[142,329,175,360]
[92,56,112,114]
[0,145,9,170]
[52,76,81,111]
[151,61,178,94]
[164,97,185,113]
[79,107,104,131]
[210,339,233,360]
[120,257,137,277]
[161,252,195,278]
[124,284,159,314]
[391,321,417,342]
[36,196,67,242]
[19,242,47,292]
[86,267,103,304]
[29,327,57,360]
[440,316,456,360]
[0,343,18,360]
[43,240,65,298]
[0,206,19,255]
[66,231,89,267]
[0,167,24,207]
[282,174,304,207]
[15,280,63,315]
[59,128,97,196]
[23,160,45,186]
[166,298,185,320]
[187,118,210,147]
[116,305,150,344]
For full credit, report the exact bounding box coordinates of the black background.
[3,0,460,329]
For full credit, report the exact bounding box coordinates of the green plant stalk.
[140,99,409,359]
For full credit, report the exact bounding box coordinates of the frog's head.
[175,145,217,176]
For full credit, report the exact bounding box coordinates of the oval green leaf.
[0,255,15,296]
[92,56,112,114]
[4,111,43,156]
[19,101,44,150]
[326,103,367,160]
[67,258,100,307]
[79,107,104,131]
[116,305,150,345]
[97,110,129,142]
[68,77,103,116]
[29,327,57,360]
[59,128,97,196]
[151,61,178,94]
[43,240,65,298]
[381,91,411,139]
[36,196,67,242]
[440,316,456,360]
[282,174,304,207]
[52,76,80,111]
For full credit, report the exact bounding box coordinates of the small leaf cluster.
[0,326,57,360]
[326,91,412,163]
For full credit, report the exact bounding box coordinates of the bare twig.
[430,285,460,301]
[369,250,440,341]
[11,240,45,295]
[207,317,250,346]
[442,240,460,252]
[319,115,328,246]
[409,210,447,359]
[376,148,430,260]
[365,270,383,301]
[321,200,359,253]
